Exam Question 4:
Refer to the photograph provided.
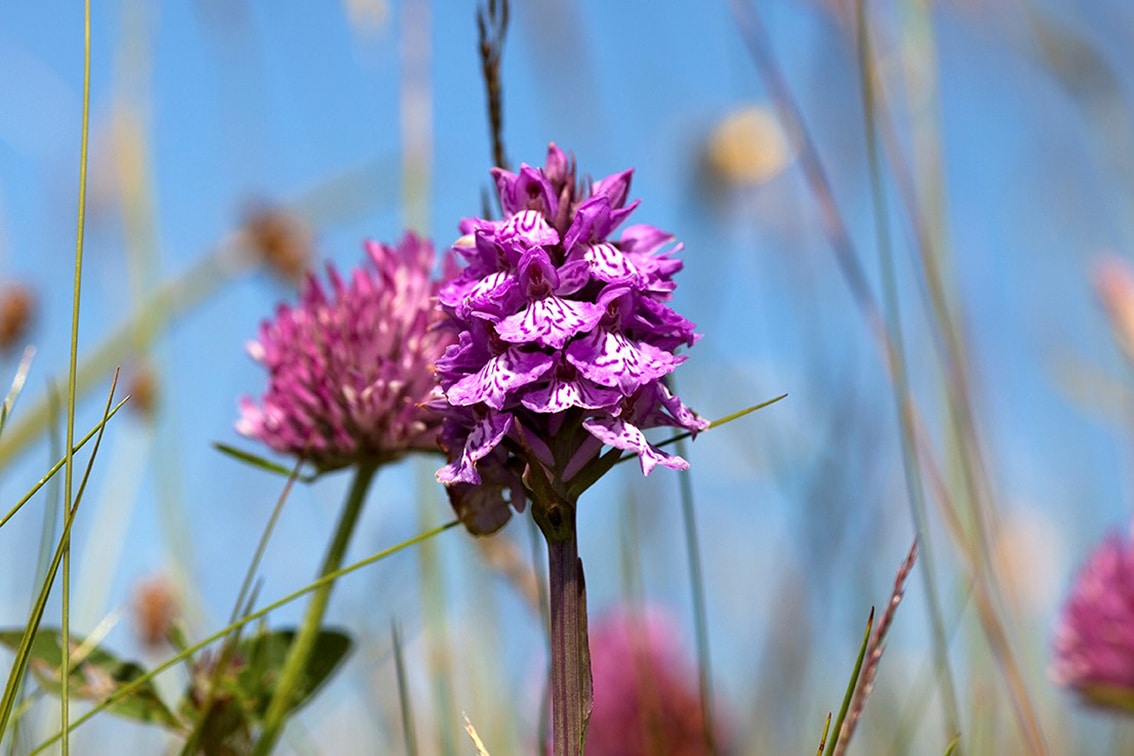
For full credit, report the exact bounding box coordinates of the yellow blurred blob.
[344,0,388,37]
[704,106,792,188]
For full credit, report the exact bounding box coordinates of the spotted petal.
[521,371,622,413]
[566,328,682,394]
[582,242,644,285]
[497,210,559,249]
[463,271,521,319]
[581,415,688,476]
[496,296,603,349]
[446,347,555,409]
[436,411,513,484]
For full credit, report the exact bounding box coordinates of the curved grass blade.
[392,621,418,756]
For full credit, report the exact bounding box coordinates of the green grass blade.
[674,433,717,754]
[62,0,95,745]
[0,373,118,741]
[0,399,129,532]
[392,621,419,756]
[823,608,874,756]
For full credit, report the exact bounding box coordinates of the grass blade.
[823,608,874,756]
[0,372,119,741]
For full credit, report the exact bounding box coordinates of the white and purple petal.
[581,415,688,476]
[496,296,603,349]
[565,328,681,394]
[446,347,555,409]
[497,209,560,249]
[521,369,623,413]
[436,411,514,485]
[581,241,644,285]
[591,168,634,209]
[463,270,521,319]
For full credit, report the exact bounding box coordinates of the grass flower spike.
[238,232,453,472]
[1052,528,1134,713]
[434,143,706,533]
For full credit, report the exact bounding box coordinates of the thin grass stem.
[675,435,717,755]
[392,621,419,756]
[60,1,94,748]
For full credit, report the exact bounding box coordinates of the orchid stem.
[253,460,379,755]
[537,501,592,756]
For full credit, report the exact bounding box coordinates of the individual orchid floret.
[433,144,706,533]
[237,233,454,472]
[1052,527,1134,713]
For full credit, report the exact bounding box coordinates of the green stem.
[536,501,591,756]
[252,461,378,754]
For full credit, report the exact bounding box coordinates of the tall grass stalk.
[60,0,94,748]
[675,434,717,754]
[0,402,128,533]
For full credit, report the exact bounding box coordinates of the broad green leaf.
[0,627,180,729]
[239,628,352,719]
[180,628,353,725]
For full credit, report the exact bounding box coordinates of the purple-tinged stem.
[538,501,592,756]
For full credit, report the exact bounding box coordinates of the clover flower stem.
[253,460,379,755]
[539,502,592,756]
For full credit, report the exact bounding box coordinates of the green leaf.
[0,628,180,729]
[238,628,353,720]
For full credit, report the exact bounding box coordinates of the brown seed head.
[240,203,313,283]
[131,574,178,648]
[0,284,35,351]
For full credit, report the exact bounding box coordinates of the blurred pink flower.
[582,607,725,756]
[1052,528,1134,713]
[237,233,454,472]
